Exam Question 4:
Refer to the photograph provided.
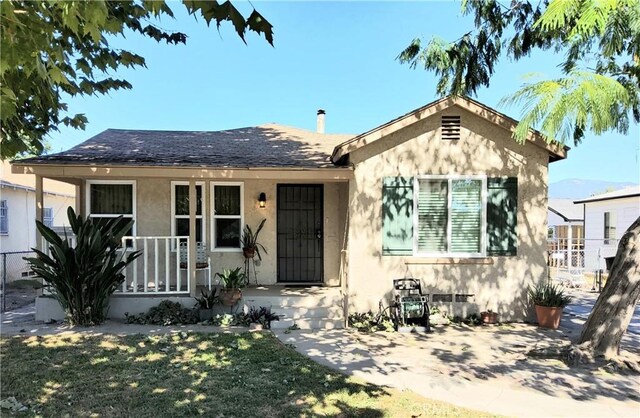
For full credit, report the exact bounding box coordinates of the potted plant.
[528,283,572,329]
[194,288,217,321]
[241,219,267,260]
[216,267,246,306]
[246,306,280,330]
[480,309,498,324]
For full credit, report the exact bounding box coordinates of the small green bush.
[125,301,198,325]
[348,311,394,332]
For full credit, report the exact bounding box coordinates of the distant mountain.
[549,179,638,199]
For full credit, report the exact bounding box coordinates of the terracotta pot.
[480,311,498,324]
[220,289,242,307]
[243,247,256,259]
[534,305,563,329]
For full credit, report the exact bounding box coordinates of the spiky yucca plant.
[528,283,573,308]
[25,207,140,326]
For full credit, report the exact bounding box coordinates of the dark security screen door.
[277,185,323,283]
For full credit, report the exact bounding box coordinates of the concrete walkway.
[274,323,640,418]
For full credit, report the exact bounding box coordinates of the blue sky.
[49,1,639,184]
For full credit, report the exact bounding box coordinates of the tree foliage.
[398,0,639,145]
[0,0,273,159]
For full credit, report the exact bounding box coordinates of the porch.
[35,284,345,329]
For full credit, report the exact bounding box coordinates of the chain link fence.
[1,251,37,313]
[547,238,619,289]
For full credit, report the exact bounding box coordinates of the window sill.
[212,248,242,253]
[404,257,494,265]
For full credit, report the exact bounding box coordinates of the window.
[604,211,616,244]
[0,200,7,234]
[414,176,486,256]
[382,176,517,257]
[86,181,135,237]
[211,183,243,250]
[171,182,205,248]
[43,207,54,227]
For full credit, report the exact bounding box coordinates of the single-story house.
[547,198,584,273]
[12,96,567,327]
[575,185,640,272]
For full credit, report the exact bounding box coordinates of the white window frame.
[86,180,137,235]
[43,207,54,228]
[170,181,206,250]
[0,200,7,235]
[210,182,244,252]
[413,175,487,258]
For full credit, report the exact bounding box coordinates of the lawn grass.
[1,332,494,417]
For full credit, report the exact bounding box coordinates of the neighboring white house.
[0,161,75,254]
[547,198,584,273]
[575,185,640,272]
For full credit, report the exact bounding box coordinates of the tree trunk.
[578,216,640,358]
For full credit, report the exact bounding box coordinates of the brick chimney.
[316,109,325,134]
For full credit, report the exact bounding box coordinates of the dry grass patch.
[1,332,496,417]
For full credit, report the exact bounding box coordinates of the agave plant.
[240,218,267,260]
[24,207,141,326]
[528,283,573,308]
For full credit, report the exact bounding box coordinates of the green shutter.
[450,179,482,253]
[486,177,518,256]
[417,179,448,253]
[382,177,414,256]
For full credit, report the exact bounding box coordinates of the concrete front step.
[270,317,344,330]
[269,305,343,320]
[241,295,343,309]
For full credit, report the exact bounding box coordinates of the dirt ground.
[2,280,40,312]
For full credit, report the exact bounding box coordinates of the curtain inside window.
[417,180,448,252]
[90,184,133,215]
[175,185,202,216]
[450,179,482,253]
[214,186,240,215]
[215,218,240,248]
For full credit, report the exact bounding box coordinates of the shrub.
[25,207,140,326]
[348,311,394,332]
[245,306,280,328]
[194,288,218,309]
[125,301,198,325]
[528,283,573,308]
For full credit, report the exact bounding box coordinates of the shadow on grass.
[0,332,483,417]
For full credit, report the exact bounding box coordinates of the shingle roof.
[574,185,640,204]
[15,124,354,169]
[548,199,584,222]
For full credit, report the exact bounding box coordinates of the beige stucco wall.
[84,177,347,288]
[345,105,550,321]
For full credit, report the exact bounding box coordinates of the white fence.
[40,235,192,295]
[548,238,620,285]
[119,236,190,294]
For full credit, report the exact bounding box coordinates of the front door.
[277,184,323,283]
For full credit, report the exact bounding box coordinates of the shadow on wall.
[347,107,549,321]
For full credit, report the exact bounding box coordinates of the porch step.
[270,317,344,330]
[240,287,344,330]
[241,294,343,309]
[273,305,343,320]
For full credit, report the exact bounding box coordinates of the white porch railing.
[119,236,190,295]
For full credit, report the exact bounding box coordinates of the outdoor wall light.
[258,192,267,208]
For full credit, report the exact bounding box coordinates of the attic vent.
[441,115,461,140]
